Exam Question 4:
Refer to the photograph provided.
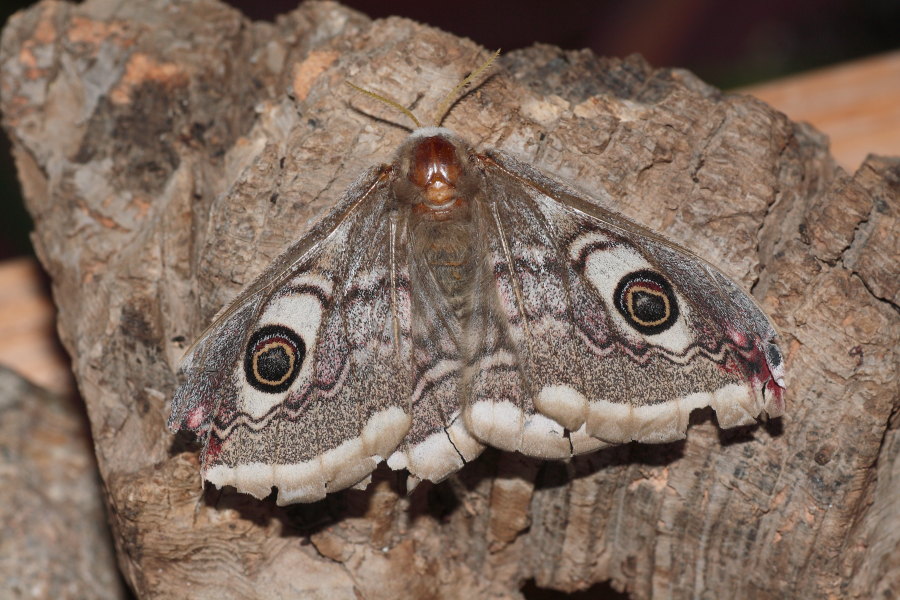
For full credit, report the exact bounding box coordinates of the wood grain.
[0,366,125,599]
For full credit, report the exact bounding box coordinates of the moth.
[169,53,785,505]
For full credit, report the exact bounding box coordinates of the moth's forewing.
[170,166,415,504]
[472,151,785,447]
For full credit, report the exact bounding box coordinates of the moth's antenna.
[345,81,422,129]
[431,49,501,127]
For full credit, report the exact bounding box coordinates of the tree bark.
[1,1,897,598]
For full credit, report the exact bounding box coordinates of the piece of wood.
[1,1,897,599]
[5,46,900,405]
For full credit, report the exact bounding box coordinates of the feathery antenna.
[345,49,500,130]
[344,81,422,129]
[431,49,500,126]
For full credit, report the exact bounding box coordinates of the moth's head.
[388,128,478,220]
[345,51,499,219]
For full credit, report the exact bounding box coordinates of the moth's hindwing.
[461,189,577,458]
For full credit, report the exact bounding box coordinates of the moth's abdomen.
[414,221,475,319]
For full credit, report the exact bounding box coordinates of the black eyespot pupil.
[244,325,305,393]
[256,344,291,382]
[614,270,679,335]
[632,290,666,322]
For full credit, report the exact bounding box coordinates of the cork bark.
[1,1,897,598]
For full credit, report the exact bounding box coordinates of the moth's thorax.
[396,130,477,222]
[410,135,461,203]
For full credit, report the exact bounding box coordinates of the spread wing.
[169,166,414,505]
[460,151,785,456]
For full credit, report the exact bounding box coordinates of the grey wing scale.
[469,152,785,453]
[169,167,414,504]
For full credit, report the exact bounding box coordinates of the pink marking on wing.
[743,341,787,417]
[203,435,223,465]
[727,328,748,347]
[187,405,206,430]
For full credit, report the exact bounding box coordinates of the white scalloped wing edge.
[204,379,768,503]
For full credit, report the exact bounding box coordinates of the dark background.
[1,0,898,260]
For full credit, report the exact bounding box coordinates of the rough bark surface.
[0,366,126,600]
[1,1,898,598]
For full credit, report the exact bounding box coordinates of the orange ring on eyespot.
[253,340,295,386]
[625,283,670,327]
[243,325,305,393]
[614,270,679,335]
